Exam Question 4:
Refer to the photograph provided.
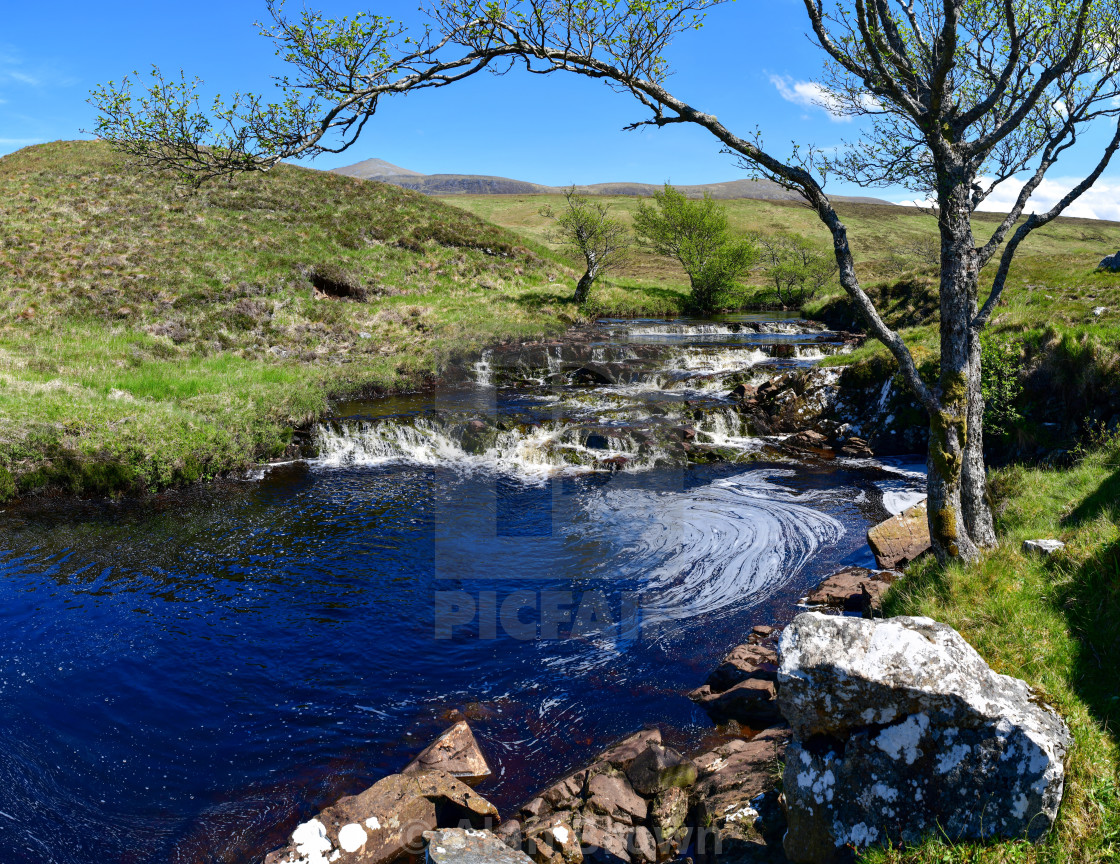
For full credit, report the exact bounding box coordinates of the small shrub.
[759,233,838,308]
[0,466,16,502]
[981,330,1025,440]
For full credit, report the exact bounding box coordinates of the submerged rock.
[866,500,930,569]
[404,721,491,786]
[777,613,1071,864]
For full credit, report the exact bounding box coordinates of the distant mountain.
[330,160,892,204]
[333,157,423,178]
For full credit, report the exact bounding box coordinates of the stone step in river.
[0,314,923,864]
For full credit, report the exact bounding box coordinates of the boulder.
[585,769,648,825]
[404,721,491,786]
[785,430,830,451]
[1098,250,1120,272]
[1022,538,1065,556]
[690,726,791,862]
[866,499,930,569]
[689,643,781,725]
[579,810,634,864]
[265,771,498,864]
[648,786,690,859]
[625,744,698,796]
[803,566,900,613]
[688,678,781,726]
[425,829,534,864]
[730,383,758,401]
[838,436,873,458]
[777,613,1071,864]
[539,770,587,812]
[523,812,584,864]
[595,729,663,771]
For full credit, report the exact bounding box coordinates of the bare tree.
[91,0,1120,561]
[760,234,838,308]
[541,187,630,304]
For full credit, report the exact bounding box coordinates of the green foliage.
[0,140,581,498]
[980,331,1025,440]
[759,233,838,308]
[876,435,1120,864]
[0,466,15,502]
[541,187,630,304]
[632,185,758,311]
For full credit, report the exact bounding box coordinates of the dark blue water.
[0,316,918,864]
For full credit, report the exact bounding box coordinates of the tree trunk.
[929,172,982,563]
[573,270,594,304]
[962,318,997,548]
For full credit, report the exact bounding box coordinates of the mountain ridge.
[330,160,893,204]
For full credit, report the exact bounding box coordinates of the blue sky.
[3,0,1119,219]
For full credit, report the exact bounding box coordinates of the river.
[0,315,923,863]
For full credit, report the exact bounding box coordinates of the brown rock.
[524,812,584,864]
[867,499,930,569]
[704,643,778,692]
[267,770,498,864]
[786,430,829,450]
[521,797,550,821]
[750,625,775,639]
[625,744,698,796]
[804,566,900,612]
[595,729,662,772]
[404,721,491,786]
[628,826,657,864]
[648,786,690,857]
[689,642,781,726]
[730,383,758,401]
[540,770,587,811]
[497,819,523,850]
[688,678,781,726]
[579,811,632,864]
[691,727,791,863]
[586,770,648,824]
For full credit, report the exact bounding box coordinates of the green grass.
[441,193,1120,316]
[0,141,605,498]
[859,434,1120,864]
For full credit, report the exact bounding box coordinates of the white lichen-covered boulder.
[777,613,1071,864]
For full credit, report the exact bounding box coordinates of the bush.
[759,233,838,308]
[632,184,758,312]
[981,330,1024,440]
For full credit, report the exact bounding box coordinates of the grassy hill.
[0,141,584,499]
[444,192,1120,315]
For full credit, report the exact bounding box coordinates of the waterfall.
[473,350,494,387]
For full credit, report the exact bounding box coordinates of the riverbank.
[0,141,587,501]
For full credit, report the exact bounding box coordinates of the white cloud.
[979,176,1120,222]
[769,75,880,122]
[896,176,1120,222]
[770,75,849,121]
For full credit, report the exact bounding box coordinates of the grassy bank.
[863,435,1120,864]
[0,141,597,499]
[441,193,1120,318]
